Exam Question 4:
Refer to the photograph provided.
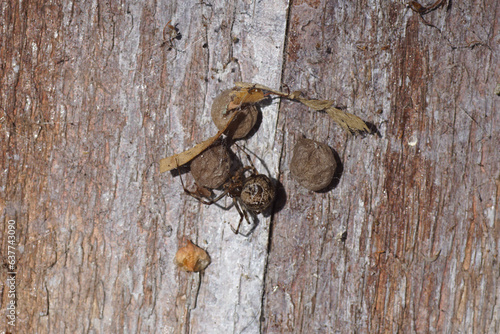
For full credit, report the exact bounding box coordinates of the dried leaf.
[234,82,371,134]
[297,98,335,110]
[227,87,267,110]
[324,107,371,134]
[234,82,287,96]
[296,96,370,133]
[159,112,239,173]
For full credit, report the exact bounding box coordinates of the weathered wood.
[263,0,499,333]
[1,0,498,333]
[1,0,286,333]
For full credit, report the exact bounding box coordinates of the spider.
[178,165,276,235]
[161,20,182,50]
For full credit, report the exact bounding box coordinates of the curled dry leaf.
[234,82,287,97]
[235,82,371,134]
[227,87,267,110]
[174,239,211,272]
[298,97,370,134]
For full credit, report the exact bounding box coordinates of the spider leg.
[238,166,257,179]
[282,83,290,95]
[209,188,232,204]
[182,179,232,206]
[176,157,225,205]
[230,199,252,234]
[183,188,215,205]
[233,142,263,173]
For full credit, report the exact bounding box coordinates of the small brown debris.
[190,143,231,189]
[174,240,211,272]
[211,89,259,139]
[290,137,337,191]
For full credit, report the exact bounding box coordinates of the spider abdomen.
[240,175,275,212]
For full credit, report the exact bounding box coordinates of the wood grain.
[263,1,499,333]
[1,0,498,333]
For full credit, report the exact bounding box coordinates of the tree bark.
[1,0,498,333]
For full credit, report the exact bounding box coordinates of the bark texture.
[1,0,498,333]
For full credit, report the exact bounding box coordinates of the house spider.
[179,165,276,235]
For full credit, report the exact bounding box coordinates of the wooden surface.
[1,0,498,333]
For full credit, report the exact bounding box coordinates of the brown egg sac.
[190,143,231,189]
[290,137,337,191]
[174,240,211,272]
[211,89,259,139]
